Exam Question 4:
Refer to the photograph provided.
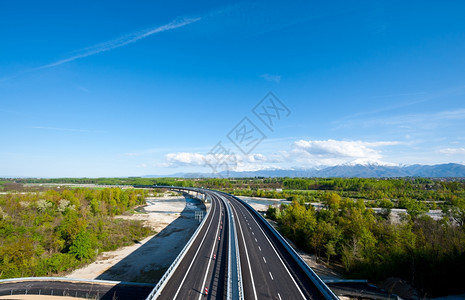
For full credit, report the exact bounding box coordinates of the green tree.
[446,197,465,227]
[69,230,96,261]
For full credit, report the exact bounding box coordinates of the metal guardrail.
[0,277,154,286]
[224,195,232,300]
[145,189,212,300]
[230,200,244,299]
[216,193,243,300]
[228,193,339,300]
[142,186,335,299]
[0,277,155,299]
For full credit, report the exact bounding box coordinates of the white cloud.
[160,139,400,171]
[439,147,465,155]
[293,139,397,158]
[162,151,282,172]
[290,139,399,167]
[165,152,206,166]
[260,73,281,83]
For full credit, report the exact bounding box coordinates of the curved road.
[0,279,154,299]
[224,192,327,299]
[0,187,335,300]
[156,188,331,299]
[156,191,228,299]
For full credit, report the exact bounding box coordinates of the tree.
[69,230,96,261]
[446,197,465,227]
[321,192,341,211]
[378,198,394,219]
[404,199,428,219]
[325,241,336,264]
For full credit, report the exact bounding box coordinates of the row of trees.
[7,177,464,205]
[8,177,192,187]
[267,193,465,297]
[282,178,465,201]
[0,188,153,279]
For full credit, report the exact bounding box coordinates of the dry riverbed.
[66,195,207,283]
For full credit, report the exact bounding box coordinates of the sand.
[65,196,207,283]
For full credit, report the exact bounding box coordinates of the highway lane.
[157,192,228,299]
[225,193,327,300]
[0,280,154,300]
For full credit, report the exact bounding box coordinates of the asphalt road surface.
[224,193,327,300]
[157,192,228,299]
[0,280,154,300]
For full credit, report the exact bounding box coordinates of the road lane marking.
[258,246,261,251]
[263,257,267,263]
[252,232,254,235]
[173,194,218,300]
[241,202,307,300]
[229,201,258,300]
[269,272,274,280]
[255,238,257,242]
[198,196,224,300]
[278,292,282,300]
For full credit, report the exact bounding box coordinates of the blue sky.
[1,0,465,177]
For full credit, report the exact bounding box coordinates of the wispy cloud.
[440,147,465,155]
[260,73,281,83]
[373,109,465,128]
[34,17,201,71]
[31,126,104,133]
[0,16,201,82]
[338,85,465,123]
[335,108,465,132]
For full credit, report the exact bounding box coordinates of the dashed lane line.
[173,196,218,299]
[231,197,307,300]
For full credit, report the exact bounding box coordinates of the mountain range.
[145,163,465,178]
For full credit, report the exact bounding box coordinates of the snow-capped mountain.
[145,163,465,178]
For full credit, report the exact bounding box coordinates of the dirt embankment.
[66,196,206,283]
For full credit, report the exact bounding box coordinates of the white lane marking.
[258,246,261,251]
[241,202,307,299]
[269,272,274,280]
[278,292,282,300]
[263,257,267,263]
[249,227,252,230]
[255,238,257,242]
[229,201,258,300]
[252,232,254,235]
[173,195,218,299]
[198,197,223,300]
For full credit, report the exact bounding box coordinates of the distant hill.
[144,163,465,178]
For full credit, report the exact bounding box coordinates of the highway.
[224,192,327,300]
[0,186,336,300]
[153,187,333,299]
[156,191,229,299]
